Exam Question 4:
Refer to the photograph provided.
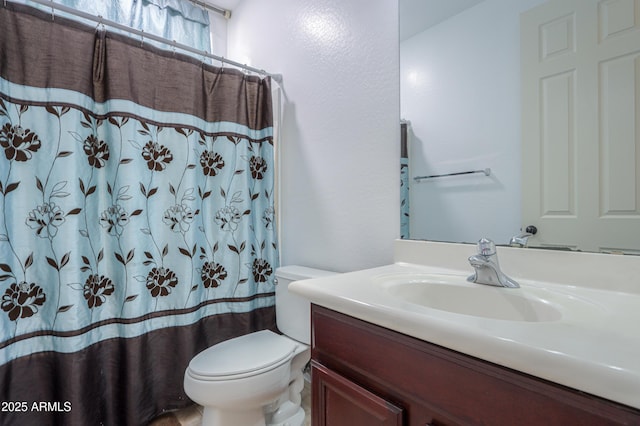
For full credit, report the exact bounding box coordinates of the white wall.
[401,0,545,245]
[208,11,228,57]
[226,0,400,272]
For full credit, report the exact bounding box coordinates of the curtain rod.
[414,168,491,182]
[15,0,280,81]
[192,0,231,19]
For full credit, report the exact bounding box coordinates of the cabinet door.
[312,362,403,426]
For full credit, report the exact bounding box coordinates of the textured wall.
[227,0,400,272]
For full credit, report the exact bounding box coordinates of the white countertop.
[289,240,640,410]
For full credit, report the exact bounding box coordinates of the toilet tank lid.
[275,265,337,281]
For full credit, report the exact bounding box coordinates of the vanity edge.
[290,239,640,410]
[394,239,640,294]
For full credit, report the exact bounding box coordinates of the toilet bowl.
[183,266,336,426]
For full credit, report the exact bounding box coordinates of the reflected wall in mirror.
[400,0,640,254]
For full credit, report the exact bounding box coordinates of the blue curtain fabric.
[20,0,212,53]
[0,3,276,424]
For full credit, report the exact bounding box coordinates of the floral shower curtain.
[0,3,277,425]
[400,121,410,239]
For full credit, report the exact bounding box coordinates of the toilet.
[183,265,336,426]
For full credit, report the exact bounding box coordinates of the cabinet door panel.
[312,362,403,426]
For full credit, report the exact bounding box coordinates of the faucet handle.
[477,238,496,256]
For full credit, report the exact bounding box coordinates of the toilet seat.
[187,330,297,381]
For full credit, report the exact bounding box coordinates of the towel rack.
[414,168,491,182]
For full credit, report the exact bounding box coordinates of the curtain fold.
[18,0,212,53]
[0,3,277,425]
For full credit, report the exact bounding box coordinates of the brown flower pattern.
[0,97,277,353]
[201,261,227,288]
[163,204,194,233]
[0,123,42,161]
[200,150,225,176]
[214,206,242,232]
[142,141,173,171]
[83,274,115,308]
[262,206,275,229]
[1,282,46,321]
[146,267,178,297]
[252,258,272,283]
[249,156,267,179]
[26,202,66,238]
[83,134,110,168]
[99,204,130,236]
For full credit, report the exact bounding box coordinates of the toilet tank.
[275,265,337,345]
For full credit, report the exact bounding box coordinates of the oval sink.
[375,274,563,322]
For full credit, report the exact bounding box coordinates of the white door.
[521,0,640,254]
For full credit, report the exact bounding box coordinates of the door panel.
[312,362,404,426]
[521,0,640,253]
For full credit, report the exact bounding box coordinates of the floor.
[149,381,312,426]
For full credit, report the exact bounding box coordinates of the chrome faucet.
[467,238,519,288]
[509,225,538,248]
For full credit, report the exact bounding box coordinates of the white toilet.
[183,265,336,426]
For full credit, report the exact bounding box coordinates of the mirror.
[400,0,640,254]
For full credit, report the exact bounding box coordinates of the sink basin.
[375,274,563,322]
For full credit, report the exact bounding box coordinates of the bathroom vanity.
[310,305,639,425]
[290,240,640,426]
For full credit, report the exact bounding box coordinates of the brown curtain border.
[0,292,275,350]
[400,122,408,159]
[0,3,273,131]
[0,92,274,143]
[0,306,277,426]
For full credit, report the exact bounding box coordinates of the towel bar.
[414,168,491,182]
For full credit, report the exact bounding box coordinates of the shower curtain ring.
[140,29,144,47]
[50,0,55,21]
[172,40,177,56]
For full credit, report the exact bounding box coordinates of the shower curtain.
[20,0,213,53]
[400,121,410,239]
[0,3,277,425]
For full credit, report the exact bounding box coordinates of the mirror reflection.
[400,0,640,254]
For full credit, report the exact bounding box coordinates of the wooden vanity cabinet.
[311,305,640,426]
